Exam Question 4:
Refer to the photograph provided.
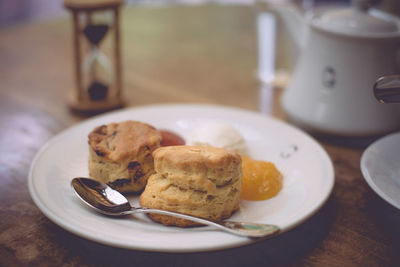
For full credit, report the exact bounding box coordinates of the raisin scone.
[88,120,161,193]
[139,145,242,227]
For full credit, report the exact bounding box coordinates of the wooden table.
[1,4,400,266]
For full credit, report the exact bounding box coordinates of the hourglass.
[64,0,124,113]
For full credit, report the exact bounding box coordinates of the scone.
[139,145,242,227]
[88,120,161,193]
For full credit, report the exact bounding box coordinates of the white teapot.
[273,0,400,136]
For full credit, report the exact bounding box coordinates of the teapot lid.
[314,0,400,36]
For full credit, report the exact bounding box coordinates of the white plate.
[361,132,400,209]
[28,104,334,252]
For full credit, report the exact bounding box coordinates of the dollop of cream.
[188,122,247,154]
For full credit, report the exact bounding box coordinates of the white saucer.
[361,132,400,209]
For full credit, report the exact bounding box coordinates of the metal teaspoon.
[71,177,280,238]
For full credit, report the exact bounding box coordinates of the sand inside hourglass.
[82,23,113,101]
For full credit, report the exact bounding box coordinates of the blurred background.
[0,0,248,28]
[3,0,400,28]
[2,0,399,116]
[0,0,352,28]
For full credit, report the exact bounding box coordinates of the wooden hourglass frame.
[64,0,124,113]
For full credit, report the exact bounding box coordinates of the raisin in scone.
[88,120,161,193]
[139,145,242,227]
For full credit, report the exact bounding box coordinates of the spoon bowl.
[71,177,280,238]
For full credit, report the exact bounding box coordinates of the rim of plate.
[28,103,335,252]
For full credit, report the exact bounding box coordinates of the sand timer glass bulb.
[64,0,124,113]
[82,18,112,101]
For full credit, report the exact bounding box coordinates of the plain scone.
[139,145,242,227]
[88,120,161,193]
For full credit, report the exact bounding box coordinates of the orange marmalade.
[240,156,283,201]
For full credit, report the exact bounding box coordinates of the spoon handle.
[128,207,280,238]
